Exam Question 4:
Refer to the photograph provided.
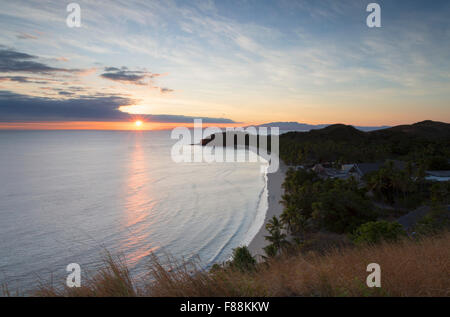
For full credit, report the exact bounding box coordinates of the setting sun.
[135,120,143,127]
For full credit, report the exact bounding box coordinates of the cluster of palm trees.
[366,161,425,207]
[264,159,449,257]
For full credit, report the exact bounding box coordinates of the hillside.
[303,124,367,141]
[279,120,450,165]
[370,120,450,140]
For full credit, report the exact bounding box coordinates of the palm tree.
[264,229,287,249]
[265,216,283,233]
[280,207,306,236]
[264,216,290,256]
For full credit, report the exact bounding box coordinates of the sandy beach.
[247,161,287,260]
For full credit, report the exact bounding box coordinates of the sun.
[135,120,143,127]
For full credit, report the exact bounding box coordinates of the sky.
[0,0,449,129]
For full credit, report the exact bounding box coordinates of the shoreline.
[247,161,287,260]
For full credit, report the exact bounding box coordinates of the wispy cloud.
[16,32,38,40]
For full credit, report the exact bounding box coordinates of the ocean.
[0,130,267,293]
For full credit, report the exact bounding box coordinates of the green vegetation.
[366,160,427,208]
[229,246,256,272]
[352,221,406,245]
[413,186,450,236]
[275,162,448,258]
[414,206,450,236]
[263,216,290,257]
[279,121,450,166]
[269,120,449,259]
[311,180,375,233]
[280,169,376,238]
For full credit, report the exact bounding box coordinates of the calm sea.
[0,130,267,293]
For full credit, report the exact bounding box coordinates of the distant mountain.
[251,121,390,132]
[250,122,328,131]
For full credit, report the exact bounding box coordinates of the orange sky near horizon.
[1,117,445,130]
[0,121,254,131]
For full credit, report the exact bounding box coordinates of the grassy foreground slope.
[32,232,450,297]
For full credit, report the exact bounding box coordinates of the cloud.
[58,91,74,96]
[16,32,38,40]
[159,87,174,94]
[0,90,235,123]
[0,48,64,73]
[101,66,174,94]
[0,48,82,74]
[100,66,161,85]
[0,75,50,84]
[0,90,133,122]
[0,76,31,83]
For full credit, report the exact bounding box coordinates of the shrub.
[263,244,278,258]
[414,205,450,236]
[352,221,406,245]
[230,246,256,272]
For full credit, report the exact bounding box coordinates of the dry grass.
[33,253,139,297]
[27,232,450,297]
[251,232,450,297]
